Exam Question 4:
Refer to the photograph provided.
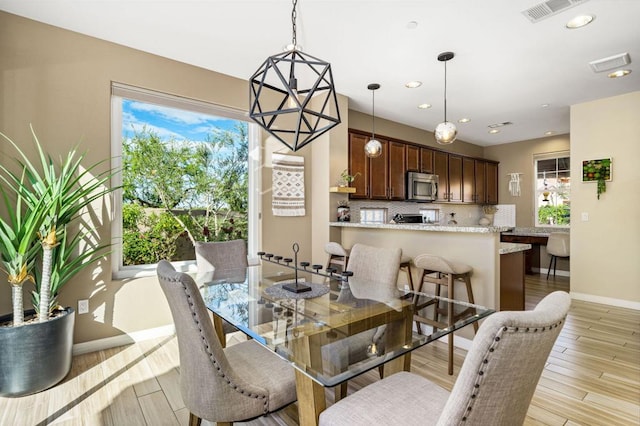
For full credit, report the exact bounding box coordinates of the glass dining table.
[197,264,493,426]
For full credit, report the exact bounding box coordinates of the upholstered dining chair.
[319,291,571,426]
[546,232,570,280]
[157,260,297,426]
[194,239,248,346]
[322,243,402,399]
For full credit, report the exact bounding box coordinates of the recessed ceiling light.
[545,131,555,136]
[541,103,550,108]
[405,81,422,88]
[489,129,500,134]
[417,103,431,109]
[566,14,594,29]
[608,69,632,78]
[458,118,470,123]
[407,21,418,30]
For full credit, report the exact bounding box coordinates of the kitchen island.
[330,222,529,311]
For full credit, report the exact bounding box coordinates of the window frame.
[533,151,570,228]
[110,83,261,279]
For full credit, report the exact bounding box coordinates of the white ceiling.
[1,0,639,146]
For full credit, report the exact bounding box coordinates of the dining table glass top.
[197,265,493,388]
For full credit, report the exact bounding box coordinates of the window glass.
[111,84,257,277]
[535,153,570,227]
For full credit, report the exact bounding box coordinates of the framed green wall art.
[582,158,612,182]
[582,158,612,199]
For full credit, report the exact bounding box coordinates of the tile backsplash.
[347,200,485,226]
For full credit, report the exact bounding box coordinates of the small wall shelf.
[329,186,356,193]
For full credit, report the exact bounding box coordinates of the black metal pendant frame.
[249,49,341,152]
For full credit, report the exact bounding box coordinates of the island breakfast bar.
[329,222,531,312]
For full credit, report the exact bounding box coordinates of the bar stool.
[412,254,478,375]
[398,256,414,291]
[546,232,570,280]
[325,242,350,272]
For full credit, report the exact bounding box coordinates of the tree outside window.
[535,155,570,227]
[120,99,248,266]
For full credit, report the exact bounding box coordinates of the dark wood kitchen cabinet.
[368,139,389,199]
[387,141,406,200]
[447,154,463,202]
[420,148,434,173]
[474,160,487,204]
[406,145,420,172]
[433,151,449,202]
[486,161,499,204]
[348,132,370,199]
[462,157,476,203]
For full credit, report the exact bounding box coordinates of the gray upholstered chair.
[156,260,297,426]
[194,239,248,346]
[322,243,402,399]
[319,291,571,426]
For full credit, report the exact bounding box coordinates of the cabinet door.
[474,160,487,204]
[388,141,406,200]
[448,154,463,202]
[348,133,370,199]
[433,151,449,202]
[486,162,499,204]
[420,148,434,173]
[406,145,420,172]
[462,157,476,203]
[369,139,389,199]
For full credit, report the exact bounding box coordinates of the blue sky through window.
[122,99,237,142]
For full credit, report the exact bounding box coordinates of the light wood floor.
[1,274,638,425]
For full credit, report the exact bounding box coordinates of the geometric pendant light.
[364,83,382,158]
[434,51,458,145]
[249,0,341,152]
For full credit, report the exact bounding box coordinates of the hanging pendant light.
[434,51,457,145]
[249,0,341,152]
[364,83,382,158]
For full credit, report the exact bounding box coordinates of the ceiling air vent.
[522,0,589,23]
[589,53,631,73]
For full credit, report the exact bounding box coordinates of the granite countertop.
[329,222,513,234]
[499,242,532,254]
[502,227,569,237]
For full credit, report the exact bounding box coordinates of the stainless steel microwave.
[406,172,438,202]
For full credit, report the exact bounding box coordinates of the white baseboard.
[570,292,640,311]
[532,267,570,277]
[73,324,175,356]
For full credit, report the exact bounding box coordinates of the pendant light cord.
[371,89,376,139]
[291,0,298,47]
[443,59,448,123]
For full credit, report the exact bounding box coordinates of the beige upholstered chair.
[546,232,570,280]
[157,260,297,426]
[319,291,571,426]
[322,243,402,399]
[194,239,248,346]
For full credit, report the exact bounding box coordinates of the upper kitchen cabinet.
[448,154,463,203]
[348,132,370,199]
[406,145,420,172]
[462,157,476,203]
[420,148,434,174]
[486,161,499,204]
[474,159,487,203]
[349,130,407,200]
[434,151,449,202]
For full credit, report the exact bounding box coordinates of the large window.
[111,84,261,278]
[534,153,570,227]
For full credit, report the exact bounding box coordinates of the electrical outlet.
[78,299,89,314]
[581,212,589,221]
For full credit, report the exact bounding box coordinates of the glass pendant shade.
[364,138,382,158]
[435,121,457,145]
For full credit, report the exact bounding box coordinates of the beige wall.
[0,11,318,342]
[569,92,640,306]
[483,135,570,227]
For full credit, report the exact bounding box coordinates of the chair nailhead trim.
[163,273,270,413]
[459,315,568,422]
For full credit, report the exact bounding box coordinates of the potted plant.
[338,169,360,187]
[0,126,116,397]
